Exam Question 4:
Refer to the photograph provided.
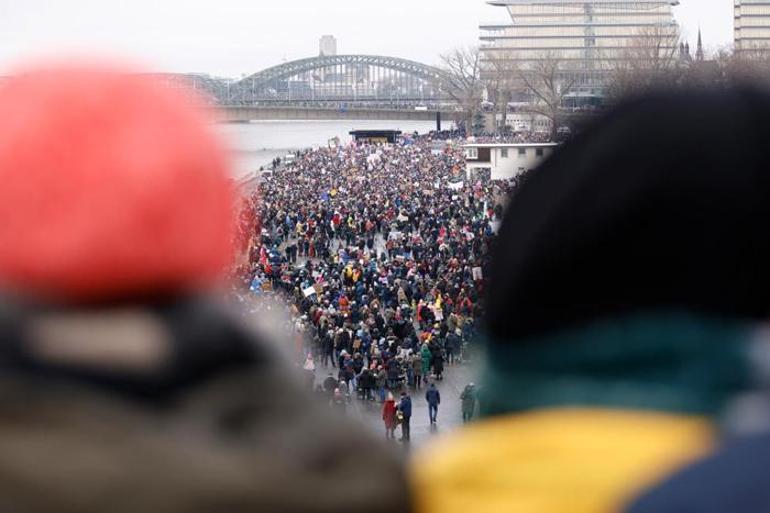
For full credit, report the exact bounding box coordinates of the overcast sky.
[0,0,733,77]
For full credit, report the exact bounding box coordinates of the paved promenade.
[314,361,478,448]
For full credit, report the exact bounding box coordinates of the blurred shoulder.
[411,409,714,513]
[627,431,770,513]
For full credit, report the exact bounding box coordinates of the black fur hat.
[487,85,770,341]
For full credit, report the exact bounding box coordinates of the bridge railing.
[218,99,454,110]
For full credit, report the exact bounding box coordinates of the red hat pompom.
[0,65,234,302]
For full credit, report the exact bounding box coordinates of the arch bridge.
[226,54,450,107]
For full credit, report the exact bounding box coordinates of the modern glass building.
[735,0,770,52]
[480,0,680,100]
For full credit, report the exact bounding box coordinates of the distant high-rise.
[735,0,770,53]
[480,0,680,100]
[320,35,338,57]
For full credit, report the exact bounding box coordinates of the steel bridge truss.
[151,73,233,105]
[226,55,450,106]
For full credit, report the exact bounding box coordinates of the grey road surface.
[314,361,478,449]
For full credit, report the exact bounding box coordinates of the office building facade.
[480,1,680,99]
[735,0,770,53]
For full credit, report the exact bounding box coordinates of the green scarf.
[479,313,756,418]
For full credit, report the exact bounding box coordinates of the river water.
[216,119,441,179]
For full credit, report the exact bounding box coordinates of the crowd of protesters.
[470,131,555,144]
[231,133,516,430]
[8,63,770,513]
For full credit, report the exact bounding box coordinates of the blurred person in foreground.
[0,65,408,513]
[412,85,770,513]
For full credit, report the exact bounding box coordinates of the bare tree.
[480,50,577,138]
[714,47,738,81]
[727,46,770,85]
[606,24,682,101]
[516,53,577,139]
[439,47,485,132]
[482,53,521,132]
[682,46,730,90]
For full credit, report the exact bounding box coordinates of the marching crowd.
[470,131,555,144]
[232,134,514,437]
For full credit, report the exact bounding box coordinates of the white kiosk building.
[464,142,558,181]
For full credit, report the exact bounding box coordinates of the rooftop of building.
[488,0,679,5]
[463,142,559,148]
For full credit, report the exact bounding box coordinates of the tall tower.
[696,28,705,61]
[319,35,338,57]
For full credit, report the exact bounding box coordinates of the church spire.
[696,27,705,62]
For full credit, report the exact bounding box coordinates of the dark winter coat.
[323,376,338,394]
[0,300,410,513]
[460,386,476,414]
[425,387,441,406]
[627,432,770,513]
[398,396,413,419]
[432,352,444,374]
[447,333,462,354]
[359,369,375,390]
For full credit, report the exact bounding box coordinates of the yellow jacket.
[411,409,715,513]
